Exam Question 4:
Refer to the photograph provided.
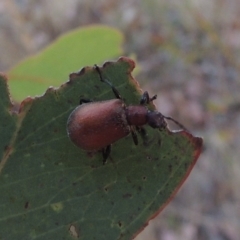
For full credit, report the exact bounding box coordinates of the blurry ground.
[1,0,240,239]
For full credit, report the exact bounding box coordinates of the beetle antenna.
[150,95,157,102]
[162,115,189,132]
[94,65,122,100]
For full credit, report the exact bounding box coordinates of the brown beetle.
[67,65,186,163]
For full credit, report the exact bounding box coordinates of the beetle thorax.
[125,105,148,126]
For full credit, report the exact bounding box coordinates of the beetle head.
[147,111,167,129]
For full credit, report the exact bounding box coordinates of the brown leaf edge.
[132,131,203,239]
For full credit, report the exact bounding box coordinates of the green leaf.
[0,57,203,240]
[8,25,123,102]
[0,74,17,166]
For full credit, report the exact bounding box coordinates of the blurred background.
[1,0,240,239]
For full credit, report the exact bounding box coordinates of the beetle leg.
[79,98,92,105]
[136,126,151,146]
[130,126,138,145]
[136,126,147,141]
[140,91,157,105]
[94,65,122,100]
[102,145,111,164]
[140,91,150,104]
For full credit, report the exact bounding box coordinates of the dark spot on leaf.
[55,222,59,226]
[72,182,77,186]
[94,85,100,91]
[122,193,132,198]
[142,176,147,181]
[126,177,131,183]
[59,178,64,183]
[138,186,142,191]
[146,155,152,161]
[118,221,123,228]
[24,201,29,209]
[90,164,97,169]
[53,128,59,133]
[87,151,95,159]
[104,187,108,192]
[168,164,172,172]
[4,145,9,151]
